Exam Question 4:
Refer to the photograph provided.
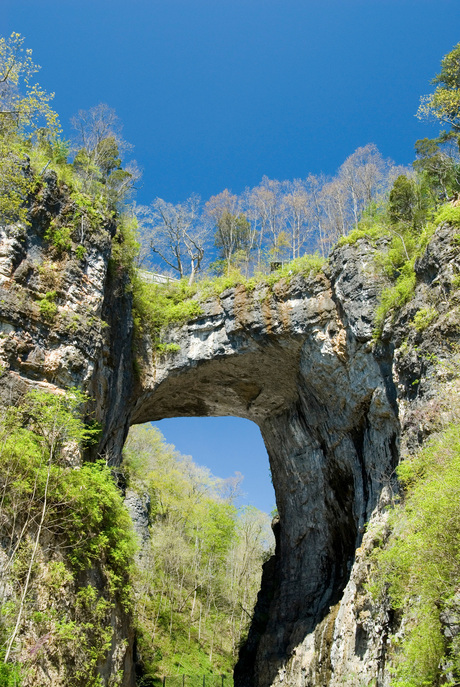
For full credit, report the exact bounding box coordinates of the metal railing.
[138,269,178,285]
[159,674,233,687]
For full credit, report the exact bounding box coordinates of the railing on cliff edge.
[138,269,179,285]
[156,674,233,687]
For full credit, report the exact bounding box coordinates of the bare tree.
[338,143,389,230]
[138,195,209,284]
[281,179,313,259]
[205,190,251,274]
[246,177,285,261]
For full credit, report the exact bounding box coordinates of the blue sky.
[3,0,460,514]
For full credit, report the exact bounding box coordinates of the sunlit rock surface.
[1,175,459,686]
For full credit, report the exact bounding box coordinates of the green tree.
[413,137,460,198]
[417,42,460,141]
[0,390,136,684]
[388,174,433,231]
[71,103,140,205]
[0,32,60,223]
[123,424,273,679]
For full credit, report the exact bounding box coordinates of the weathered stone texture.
[1,174,459,686]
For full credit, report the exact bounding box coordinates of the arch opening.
[123,416,276,683]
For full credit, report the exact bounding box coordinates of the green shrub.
[371,422,460,686]
[434,203,460,229]
[411,306,437,332]
[374,262,416,337]
[44,221,72,255]
[38,290,58,321]
[336,223,387,247]
[132,276,203,346]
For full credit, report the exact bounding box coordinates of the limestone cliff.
[1,172,459,686]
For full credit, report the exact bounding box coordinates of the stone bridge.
[116,245,399,686]
[0,197,400,686]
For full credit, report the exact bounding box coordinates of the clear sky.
[3,0,460,514]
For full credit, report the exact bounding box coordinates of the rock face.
[1,174,459,686]
[129,243,400,687]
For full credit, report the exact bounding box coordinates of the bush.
[371,422,460,686]
[374,261,416,337]
[38,290,58,321]
[411,307,437,332]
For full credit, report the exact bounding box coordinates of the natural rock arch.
[0,193,399,686]
[111,243,399,686]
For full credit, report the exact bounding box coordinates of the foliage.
[374,262,416,338]
[371,422,460,686]
[0,390,137,684]
[413,137,460,199]
[123,424,273,681]
[388,175,434,229]
[0,33,60,224]
[71,103,140,207]
[417,42,460,138]
[411,307,437,332]
[131,277,203,347]
[38,290,57,321]
[44,220,72,255]
[434,203,460,228]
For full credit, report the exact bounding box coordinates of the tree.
[138,194,210,284]
[338,143,388,231]
[123,423,273,677]
[281,179,312,259]
[71,103,140,204]
[414,136,460,199]
[417,42,460,141]
[0,33,59,223]
[388,174,432,230]
[205,190,251,274]
[0,32,59,135]
[245,177,285,263]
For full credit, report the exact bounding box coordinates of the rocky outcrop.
[128,240,400,687]
[1,173,459,686]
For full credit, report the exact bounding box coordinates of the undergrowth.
[0,390,137,685]
[370,419,460,686]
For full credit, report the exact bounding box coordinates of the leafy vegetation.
[0,390,137,685]
[123,425,273,684]
[370,418,460,686]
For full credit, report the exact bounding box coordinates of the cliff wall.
[1,173,459,685]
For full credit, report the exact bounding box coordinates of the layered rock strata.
[1,174,459,686]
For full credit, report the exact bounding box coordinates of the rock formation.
[1,173,459,685]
